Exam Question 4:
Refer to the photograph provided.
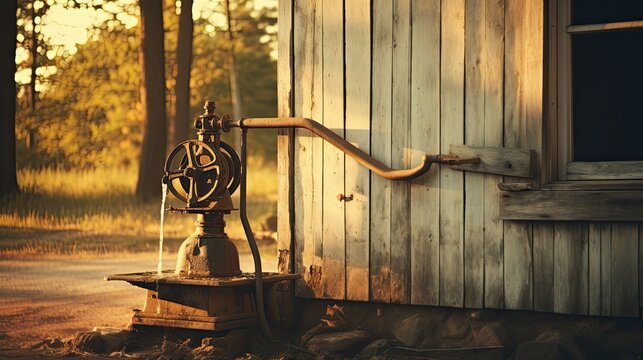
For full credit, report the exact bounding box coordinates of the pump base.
[106,271,298,331]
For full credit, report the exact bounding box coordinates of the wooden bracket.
[448,144,534,178]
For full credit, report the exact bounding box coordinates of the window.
[551,0,643,181]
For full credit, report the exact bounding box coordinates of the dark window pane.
[572,0,643,25]
[572,29,643,162]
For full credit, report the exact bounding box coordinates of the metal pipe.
[239,128,272,339]
[230,117,436,181]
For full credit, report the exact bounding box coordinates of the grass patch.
[0,163,277,256]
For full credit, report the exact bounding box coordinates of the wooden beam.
[409,0,440,306]
[482,0,505,310]
[611,223,639,317]
[554,222,589,315]
[370,0,393,303]
[390,0,412,304]
[344,0,371,302]
[567,161,643,180]
[449,144,534,178]
[277,0,294,275]
[567,20,643,34]
[439,0,465,308]
[500,190,643,221]
[321,0,345,300]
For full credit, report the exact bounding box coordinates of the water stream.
[158,183,168,276]
[156,183,168,314]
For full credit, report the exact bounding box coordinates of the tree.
[136,0,168,198]
[15,0,52,150]
[173,0,193,145]
[36,26,141,169]
[0,0,19,196]
[224,0,242,151]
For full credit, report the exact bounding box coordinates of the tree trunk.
[173,0,193,146]
[0,0,19,196]
[136,0,168,199]
[30,3,37,111]
[224,0,242,151]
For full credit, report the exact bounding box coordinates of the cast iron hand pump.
[110,100,479,341]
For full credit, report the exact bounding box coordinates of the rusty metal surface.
[106,272,299,287]
[174,213,242,277]
[130,284,258,331]
[227,117,480,180]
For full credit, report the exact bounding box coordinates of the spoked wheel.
[163,140,241,206]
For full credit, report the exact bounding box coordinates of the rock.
[100,330,131,353]
[473,323,510,347]
[536,330,563,343]
[514,341,565,360]
[47,338,65,349]
[440,314,470,339]
[161,339,193,360]
[358,339,401,357]
[305,330,371,355]
[191,337,227,360]
[70,331,106,353]
[515,333,588,360]
[222,329,249,357]
[391,313,424,347]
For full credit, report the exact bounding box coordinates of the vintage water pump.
[108,98,479,335]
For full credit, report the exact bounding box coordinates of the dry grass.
[0,163,277,256]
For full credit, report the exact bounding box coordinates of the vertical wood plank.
[321,0,346,300]
[390,0,411,304]
[293,0,324,297]
[554,222,589,314]
[344,0,371,302]
[503,222,533,309]
[503,0,543,310]
[640,223,643,310]
[588,223,602,315]
[611,223,638,317]
[440,0,465,308]
[464,0,485,309]
[483,0,505,309]
[600,223,612,316]
[410,0,441,306]
[533,222,554,312]
[277,0,294,275]
[370,0,393,302]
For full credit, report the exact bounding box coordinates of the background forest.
[1,0,280,255]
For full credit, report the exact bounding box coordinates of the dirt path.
[0,251,276,349]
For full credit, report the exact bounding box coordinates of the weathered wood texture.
[292,0,323,297]
[439,0,465,308]
[282,0,642,318]
[449,145,534,178]
[277,0,294,275]
[321,0,345,300]
[370,0,393,303]
[410,0,440,306]
[344,0,371,302]
[499,191,643,221]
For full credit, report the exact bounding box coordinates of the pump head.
[162,101,240,213]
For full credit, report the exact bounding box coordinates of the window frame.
[547,0,643,184]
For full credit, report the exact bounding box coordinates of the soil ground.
[0,251,276,354]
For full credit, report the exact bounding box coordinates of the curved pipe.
[230,117,434,181]
[239,129,272,339]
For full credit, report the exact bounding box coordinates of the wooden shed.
[275,0,643,318]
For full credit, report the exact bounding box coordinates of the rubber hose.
[239,129,273,339]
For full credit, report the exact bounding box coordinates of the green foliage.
[19,27,142,168]
[17,0,279,169]
[188,0,278,163]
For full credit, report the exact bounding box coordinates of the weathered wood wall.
[277,0,642,317]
